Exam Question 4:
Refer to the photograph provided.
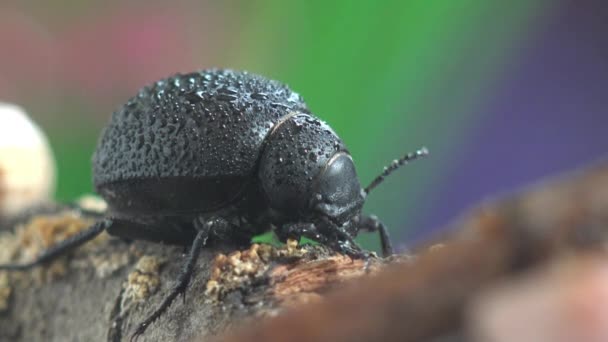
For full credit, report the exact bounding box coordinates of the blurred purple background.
[412,2,608,244]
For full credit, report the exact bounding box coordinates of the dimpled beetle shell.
[93,69,352,218]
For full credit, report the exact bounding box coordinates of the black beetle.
[0,69,427,339]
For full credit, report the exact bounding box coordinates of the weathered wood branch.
[0,162,607,342]
[0,212,392,341]
[217,162,608,342]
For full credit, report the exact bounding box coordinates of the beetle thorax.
[258,113,364,223]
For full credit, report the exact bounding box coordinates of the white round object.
[0,102,56,217]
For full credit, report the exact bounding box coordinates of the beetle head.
[309,152,365,225]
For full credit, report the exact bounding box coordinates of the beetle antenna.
[364,146,429,195]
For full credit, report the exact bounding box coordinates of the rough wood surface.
[1,162,607,342]
[217,162,608,342]
[0,213,391,342]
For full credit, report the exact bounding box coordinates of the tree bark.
[1,162,607,342]
[0,212,392,341]
[218,162,608,342]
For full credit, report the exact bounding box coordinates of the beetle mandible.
[0,69,428,339]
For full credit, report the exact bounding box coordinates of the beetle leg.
[195,216,240,243]
[278,222,328,244]
[332,234,369,260]
[280,221,369,260]
[313,216,372,259]
[0,219,111,271]
[130,217,217,341]
[358,214,393,257]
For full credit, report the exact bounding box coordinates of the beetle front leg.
[358,214,393,257]
[0,219,111,270]
[276,222,329,245]
[130,216,222,341]
[278,222,368,259]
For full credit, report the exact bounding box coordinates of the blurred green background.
[4,1,606,253]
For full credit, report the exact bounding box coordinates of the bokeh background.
[1,1,606,253]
